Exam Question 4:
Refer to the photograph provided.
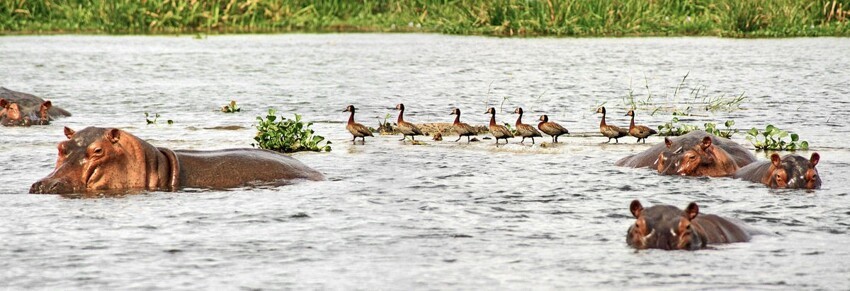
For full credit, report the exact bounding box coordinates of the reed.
[1,0,848,36]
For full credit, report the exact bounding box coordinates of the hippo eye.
[93,148,103,155]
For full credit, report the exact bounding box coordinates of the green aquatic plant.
[221,100,241,113]
[657,116,700,137]
[704,120,737,139]
[145,112,173,125]
[746,125,809,151]
[252,109,331,153]
[1,0,848,37]
[623,72,747,117]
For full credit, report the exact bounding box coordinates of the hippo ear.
[106,128,121,143]
[0,98,7,108]
[700,137,712,151]
[683,202,699,221]
[64,127,75,139]
[664,137,673,148]
[770,153,782,168]
[810,152,820,168]
[41,101,53,109]
[629,200,644,218]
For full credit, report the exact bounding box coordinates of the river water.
[1,35,849,289]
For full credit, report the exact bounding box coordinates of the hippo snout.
[29,178,73,194]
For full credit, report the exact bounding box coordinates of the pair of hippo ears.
[629,200,700,221]
[769,152,820,168]
[664,136,713,150]
[63,127,122,143]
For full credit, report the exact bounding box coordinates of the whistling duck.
[394,103,423,141]
[596,106,628,143]
[625,110,657,143]
[513,107,542,144]
[343,105,373,144]
[537,115,569,143]
[484,107,513,145]
[450,108,477,143]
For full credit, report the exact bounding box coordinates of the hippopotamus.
[733,153,821,189]
[1,87,71,126]
[30,127,325,194]
[1,99,52,126]
[615,130,756,177]
[627,200,752,250]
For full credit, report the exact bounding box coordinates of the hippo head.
[30,127,178,194]
[628,200,679,250]
[656,137,684,175]
[627,200,706,250]
[670,202,706,250]
[657,136,738,177]
[1,102,25,125]
[777,153,821,189]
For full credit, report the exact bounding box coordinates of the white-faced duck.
[627,200,752,250]
[343,105,373,144]
[450,108,477,143]
[596,106,628,143]
[394,103,423,142]
[625,110,657,143]
[734,152,821,189]
[537,114,570,143]
[484,107,513,145]
[512,107,542,144]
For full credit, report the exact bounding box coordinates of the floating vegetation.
[220,100,240,113]
[658,117,736,138]
[252,109,331,153]
[145,112,173,125]
[746,125,809,151]
[704,120,738,139]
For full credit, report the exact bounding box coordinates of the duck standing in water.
[537,115,569,143]
[596,106,628,143]
[394,103,423,142]
[625,110,657,143]
[513,107,542,144]
[485,107,513,145]
[450,108,477,143]
[343,105,373,144]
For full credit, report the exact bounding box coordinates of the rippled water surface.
[2,35,850,289]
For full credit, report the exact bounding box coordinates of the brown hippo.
[1,87,71,118]
[29,127,325,194]
[627,200,752,250]
[734,153,821,189]
[1,99,52,126]
[615,130,756,177]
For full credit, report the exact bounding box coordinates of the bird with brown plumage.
[625,110,657,143]
[537,114,569,143]
[596,106,628,143]
[485,107,513,145]
[513,107,542,144]
[394,103,423,142]
[343,105,373,144]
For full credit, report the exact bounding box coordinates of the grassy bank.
[2,0,849,37]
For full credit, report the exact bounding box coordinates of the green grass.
[1,0,849,37]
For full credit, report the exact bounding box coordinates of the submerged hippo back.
[174,148,325,189]
[0,87,72,117]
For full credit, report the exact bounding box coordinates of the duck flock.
[342,103,654,145]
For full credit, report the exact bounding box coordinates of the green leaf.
[791,133,799,142]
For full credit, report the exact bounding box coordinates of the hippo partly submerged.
[30,127,325,194]
[627,200,753,250]
[615,130,756,177]
[734,153,821,189]
[1,87,71,126]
